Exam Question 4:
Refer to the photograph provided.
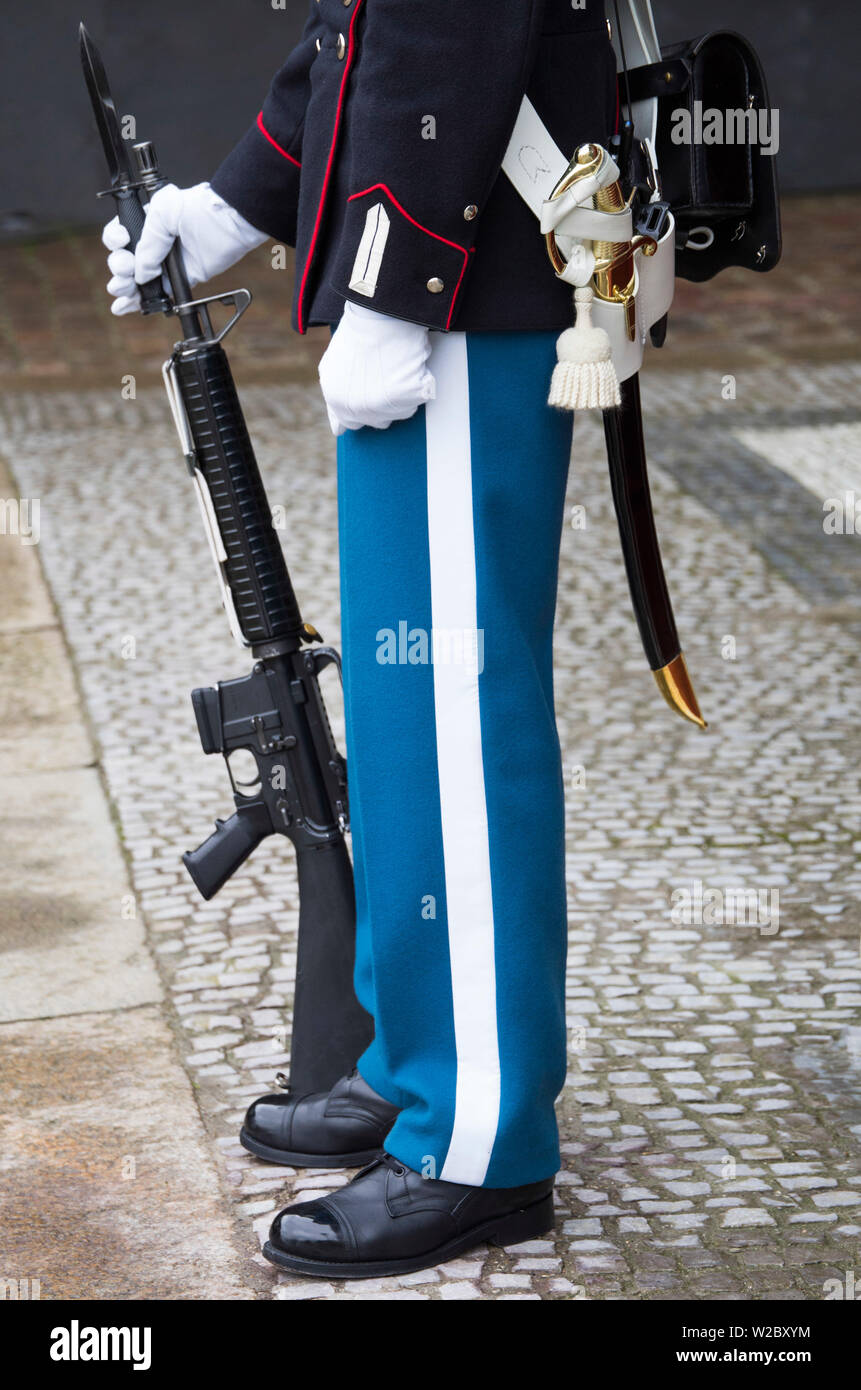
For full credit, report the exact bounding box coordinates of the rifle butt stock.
[290,838,375,1095]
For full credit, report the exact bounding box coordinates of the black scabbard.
[603,374,678,670]
[602,375,705,728]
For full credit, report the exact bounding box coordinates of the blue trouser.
[337,330,574,1188]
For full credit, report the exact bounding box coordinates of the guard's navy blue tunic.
[212,0,616,333]
[211,1,617,1187]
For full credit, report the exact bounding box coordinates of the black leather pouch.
[627,30,782,283]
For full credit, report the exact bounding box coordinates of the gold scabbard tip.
[653,653,707,730]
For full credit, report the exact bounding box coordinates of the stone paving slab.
[0,1007,254,1300]
[0,459,256,1298]
[0,455,161,1023]
[1,359,860,1300]
[0,762,163,1024]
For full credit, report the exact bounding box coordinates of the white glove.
[103,182,267,316]
[318,301,436,435]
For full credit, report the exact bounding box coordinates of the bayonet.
[79,22,171,314]
[79,22,131,186]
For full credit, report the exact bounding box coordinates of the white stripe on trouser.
[424,332,501,1187]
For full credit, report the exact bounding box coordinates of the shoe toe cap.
[269,1201,350,1259]
[244,1093,292,1146]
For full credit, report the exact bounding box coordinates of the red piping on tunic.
[347,183,474,330]
[256,112,301,168]
[296,0,366,333]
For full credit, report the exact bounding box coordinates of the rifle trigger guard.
[171,287,252,345]
[308,645,344,687]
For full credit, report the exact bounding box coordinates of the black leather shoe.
[263,1152,555,1278]
[240,1070,400,1168]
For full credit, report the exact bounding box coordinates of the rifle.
[80,25,374,1095]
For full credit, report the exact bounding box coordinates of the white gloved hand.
[103,182,267,316]
[318,301,436,435]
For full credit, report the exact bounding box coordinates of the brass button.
[464,204,478,221]
[427,277,445,294]
[343,0,353,5]
[315,37,321,51]
[336,32,346,58]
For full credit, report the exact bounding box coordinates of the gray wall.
[658,0,861,192]
[1,0,859,236]
[0,0,307,236]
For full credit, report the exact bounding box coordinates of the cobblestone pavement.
[2,347,860,1301]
